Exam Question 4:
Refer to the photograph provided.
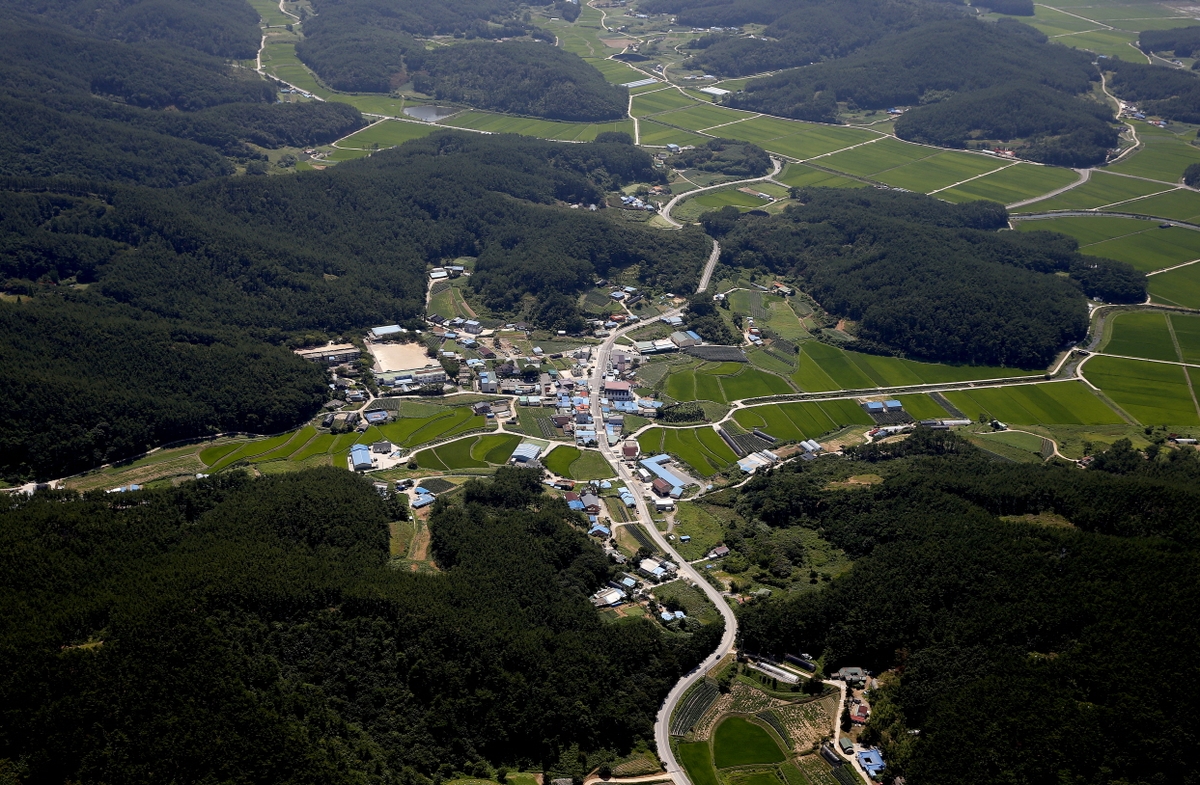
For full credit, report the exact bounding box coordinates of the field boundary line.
[927,161,1020,195]
[1094,186,1180,210]
[1007,168,1089,209]
[1147,257,1200,275]
[1090,351,1200,369]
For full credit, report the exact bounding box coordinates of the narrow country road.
[588,311,737,785]
[696,240,721,294]
[660,157,784,228]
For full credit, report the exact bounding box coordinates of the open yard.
[1083,356,1200,425]
[671,502,727,560]
[944,382,1125,425]
[369,342,433,372]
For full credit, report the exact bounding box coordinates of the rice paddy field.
[664,362,794,403]
[712,717,786,767]
[1102,311,1183,361]
[654,104,749,132]
[542,445,614,480]
[792,342,1038,392]
[631,88,700,117]
[775,164,864,189]
[639,120,714,147]
[871,151,1010,193]
[1113,189,1200,223]
[943,382,1125,425]
[1083,356,1200,425]
[1107,123,1200,184]
[816,137,933,177]
[677,743,720,785]
[1171,313,1200,363]
[1011,171,1169,212]
[732,400,874,442]
[440,111,634,141]
[636,427,738,477]
[411,433,519,471]
[1148,264,1200,308]
[935,162,1079,205]
[336,119,438,149]
[1018,216,1200,272]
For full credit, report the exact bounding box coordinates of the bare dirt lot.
[369,342,436,372]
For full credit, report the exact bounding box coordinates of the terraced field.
[412,433,519,471]
[664,362,794,403]
[542,445,614,480]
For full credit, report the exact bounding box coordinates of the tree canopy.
[732,429,1200,784]
[709,188,1143,367]
[1105,57,1200,123]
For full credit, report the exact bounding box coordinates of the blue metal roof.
[640,454,685,492]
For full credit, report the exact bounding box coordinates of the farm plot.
[664,363,793,403]
[440,111,633,142]
[816,137,933,177]
[872,151,1008,193]
[337,120,436,149]
[1102,311,1180,361]
[772,694,838,752]
[632,88,700,117]
[657,104,749,131]
[775,164,864,189]
[733,400,873,443]
[794,342,1038,390]
[944,381,1125,425]
[678,743,721,785]
[757,126,879,161]
[1081,227,1200,273]
[936,163,1080,205]
[377,408,488,447]
[672,680,721,735]
[1083,356,1200,425]
[1014,214,1156,245]
[652,579,721,624]
[1171,314,1200,363]
[636,427,738,477]
[1112,189,1200,223]
[1149,264,1200,309]
[895,394,950,420]
[639,120,714,147]
[713,717,786,767]
[675,189,771,220]
[1054,28,1140,59]
[1107,125,1200,183]
[1017,171,1170,212]
[543,445,614,480]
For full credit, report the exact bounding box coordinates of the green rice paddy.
[1171,313,1200,363]
[639,120,714,147]
[793,342,1037,392]
[1107,124,1200,184]
[664,363,794,403]
[732,400,874,442]
[631,88,700,117]
[1017,171,1169,212]
[817,137,933,176]
[337,119,437,149]
[872,150,1008,193]
[1102,311,1181,361]
[775,164,864,189]
[1113,188,1200,223]
[712,717,786,767]
[677,743,720,785]
[656,104,748,132]
[440,111,633,141]
[1083,356,1200,425]
[936,163,1079,205]
[636,427,738,477]
[944,382,1124,425]
[412,433,519,471]
[1149,263,1200,309]
[542,445,614,480]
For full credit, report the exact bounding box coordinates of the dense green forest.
[408,43,628,121]
[970,0,1033,14]
[1138,24,1200,57]
[0,132,706,479]
[667,138,771,177]
[0,467,717,781]
[0,13,367,184]
[648,0,955,76]
[733,429,1200,784]
[894,83,1118,166]
[0,0,261,58]
[724,20,1097,123]
[296,0,541,92]
[1105,58,1200,123]
[0,297,329,480]
[709,188,1144,367]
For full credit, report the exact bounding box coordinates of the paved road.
[588,314,738,785]
[696,240,721,294]
[660,157,784,228]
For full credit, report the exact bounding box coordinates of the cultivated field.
[1149,264,1200,309]
[636,427,738,477]
[793,342,1037,391]
[1102,311,1181,361]
[732,400,873,443]
[412,433,519,471]
[1083,356,1200,425]
[542,445,614,480]
[713,717,787,767]
[944,382,1124,425]
[337,120,437,149]
[936,163,1079,205]
[440,110,634,141]
[664,362,794,403]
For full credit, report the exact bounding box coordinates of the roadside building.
[293,343,361,364]
[350,444,373,471]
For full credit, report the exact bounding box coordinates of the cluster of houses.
[638,454,690,499]
[619,195,658,212]
[427,264,467,281]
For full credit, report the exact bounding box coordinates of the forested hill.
[0,132,707,480]
[893,83,1118,166]
[0,0,261,58]
[1104,57,1200,124]
[645,0,956,76]
[0,12,367,185]
[708,188,1143,367]
[296,0,541,92]
[409,43,629,122]
[724,19,1098,123]
[0,466,718,782]
[732,429,1200,784]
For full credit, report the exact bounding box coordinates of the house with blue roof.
[856,750,885,779]
[350,444,373,471]
[640,454,687,496]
